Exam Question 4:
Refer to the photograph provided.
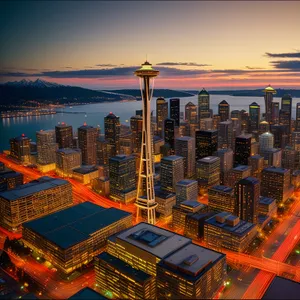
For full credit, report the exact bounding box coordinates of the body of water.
[1,94,299,151]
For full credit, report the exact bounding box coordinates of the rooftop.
[97,252,152,283]
[233,165,251,172]
[262,276,300,299]
[162,155,184,162]
[23,202,131,249]
[198,156,219,163]
[259,196,276,206]
[263,85,276,93]
[205,212,256,237]
[113,222,191,259]
[209,185,233,193]
[36,129,55,135]
[176,179,198,186]
[176,136,194,141]
[78,124,95,130]
[159,243,224,281]
[0,176,69,201]
[250,102,259,107]
[56,123,72,128]
[198,88,209,96]
[155,187,176,199]
[73,165,98,174]
[68,287,107,299]
[236,133,252,139]
[263,166,289,174]
[181,200,204,209]
[238,177,260,185]
[105,112,118,119]
[56,148,81,155]
[109,154,134,162]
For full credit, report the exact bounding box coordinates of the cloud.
[156,62,211,67]
[265,51,300,58]
[63,66,73,69]
[245,66,264,70]
[95,63,118,67]
[271,60,300,70]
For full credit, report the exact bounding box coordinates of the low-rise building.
[0,169,23,192]
[258,196,277,229]
[155,187,176,218]
[226,165,252,188]
[175,179,198,204]
[92,177,110,197]
[72,165,99,184]
[208,185,235,214]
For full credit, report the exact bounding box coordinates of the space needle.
[134,61,159,224]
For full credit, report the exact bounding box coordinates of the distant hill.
[186,89,300,97]
[104,89,194,99]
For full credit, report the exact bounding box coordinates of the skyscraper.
[55,123,73,149]
[130,115,143,153]
[271,102,279,125]
[259,132,274,154]
[218,100,230,122]
[263,85,276,123]
[218,120,233,149]
[235,177,260,224]
[78,123,98,165]
[175,179,198,204]
[156,97,168,137]
[214,148,234,184]
[249,102,260,132]
[109,155,136,204]
[9,134,30,163]
[195,130,218,160]
[234,134,252,166]
[36,130,58,165]
[56,148,82,177]
[280,94,292,135]
[296,103,300,131]
[104,112,121,157]
[175,136,195,178]
[185,102,197,124]
[198,88,210,120]
[160,156,184,193]
[170,98,180,126]
[164,118,177,151]
[135,61,159,224]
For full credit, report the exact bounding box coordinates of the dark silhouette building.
[170,98,180,126]
[195,130,218,160]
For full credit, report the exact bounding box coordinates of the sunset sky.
[1,1,300,89]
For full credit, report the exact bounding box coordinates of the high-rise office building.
[270,124,289,148]
[259,121,270,134]
[175,136,195,178]
[226,165,252,188]
[197,156,220,194]
[214,148,234,184]
[235,177,260,224]
[292,131,300,151]
[249,102,260,132]
[156,97,168,137]
[218,100,230,122]
[185,101,197,124]
[36,130,58,165]
[78,124,98,165]
[234,134,252,166]
[55,123,73,149]
[9,134,31,163]
[263,85,276,123]
[96,138,109,166]
[0,170,23,192]
[130,115,143,153]
[296,103,300,131]
[282,146,297,172]
[170,98,180,126]
[259,132,274,154]
[195,129,218,160]
[263,148,282,167]
[218,120,233,149]
[56,148,82,177]
[198,88,210,120]
[261,167,293,204]
[241,110,249,133]
[248,155,264,179]
[161,155,184,193]
[175,179,198,204]
[104,112,121,157]
[280,94,292,134]
[164,118,177,151]
[109,155,136,204]
[155,187,176,218]
[271,102,279,125]
[208,185,235,214]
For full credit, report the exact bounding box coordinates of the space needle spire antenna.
[134,61,159,224]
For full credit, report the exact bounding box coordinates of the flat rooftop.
[233,165,251,172]
[112,222,191,259]
[109,155,134,162]
[0,176,69,201]
[238,177,260,185]
[237,133,252,139]
[205,212,256,237]
[73,166,98,174]
[209,185,233,193]
[176,136,194,141]
[177,179,198,186]
[263,166,289,174]
[56,148,81,155]
[198,156,219,163]
[162,155,184,162]
[155,187,175,199]
[262,276,300,299]
[181,200,204,209]
[259,196,275,206]
[159,243,224,281]
[97,252,152,284]
[68,287,107,299]
[23,202,131,249]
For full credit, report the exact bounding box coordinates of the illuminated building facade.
[208,185,235,214]
[55,123,73,149]
[196,156,220,193]
[235,177,260,224]
[109,155,136,204]
[56,148,81,177]
[218,100,230,122]
[248,155,264,179]
[156,97,168,137]
[262,148,282,167]
[199,117,213,130]
[261,167,293,204]
[72,165,99,185]
[195,130,218,160]
[214,148,233,184]
[271,102,279,125]
[296,102,300,131]
[249,102,260,132]
[0,176,72,231]
[9,134,31,164]
[259,121,270,134]
[164,118,177,151]
[280,94,292,134]
[175,136,195,178]
[258,196,277,229]
[154,187,176,218]
[92,176,110,197]
[170,98,180,127]
[291,131,300,151]
[259,132,274,154]
[36,129,58,165]
[270,124,289,149]
[22,202,132,275]
[263,85,276,123]
[156,243,226,299]
[0,170,23,192]
[175,179,198,204]
[185,102,197,124]
[95,252,156,299]
[204,212,257,252]
[234,134,252,166]
[198,88,211,120]
[218,120,233,149]
[104,112,121,158]
[96,138,109,166]
[130,115,143,153]
[161,155,184,193]
[226,165,251,188]
[78,124,98,165]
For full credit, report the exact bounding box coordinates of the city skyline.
[1,1,300,89]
